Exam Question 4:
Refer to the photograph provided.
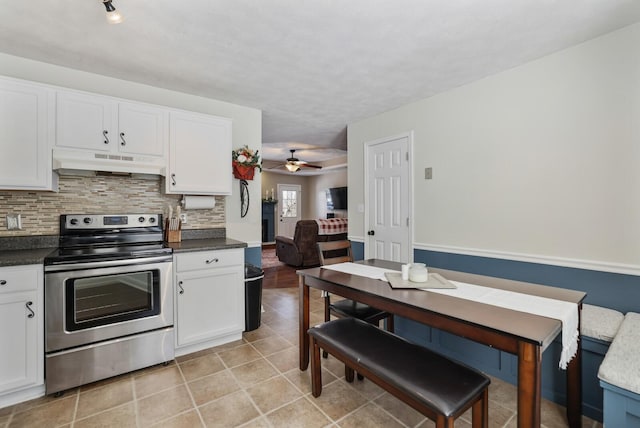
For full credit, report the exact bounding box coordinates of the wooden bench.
[598,312,640,426]
[579,303,625,420]
[308,318,490,428]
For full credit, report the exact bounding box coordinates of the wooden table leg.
[518,341,542,428]
[299,274,310,371]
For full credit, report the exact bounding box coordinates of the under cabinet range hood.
[52,148,166,176]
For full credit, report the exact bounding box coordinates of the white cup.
[401,264,410,280]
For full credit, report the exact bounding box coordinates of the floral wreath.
[232,145,262,181]
[232,145,262,171]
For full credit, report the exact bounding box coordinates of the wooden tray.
[385,272,456,289]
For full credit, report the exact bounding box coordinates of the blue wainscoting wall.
[349,241,640,421]
[419,250,640,314]
[351,242,365,262]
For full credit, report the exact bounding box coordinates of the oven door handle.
[45,255,173,272]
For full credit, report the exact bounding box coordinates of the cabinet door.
[175,266,244,347]
[117,102,166,157]
[167,111,232,195]
[0,292,41,393]
[56,91,114,152]
[0,79,54,190]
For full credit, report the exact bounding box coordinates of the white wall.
[309,169,348,219]
[0,53,262,246]
[348,23,640,270]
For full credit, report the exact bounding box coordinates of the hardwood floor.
[261,245,298,289]
[263,264,299,289]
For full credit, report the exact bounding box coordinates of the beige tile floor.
[1,287,601,428]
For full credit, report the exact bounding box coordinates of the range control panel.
[62,214,161,230]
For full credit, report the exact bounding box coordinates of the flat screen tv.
[328,187,347,210]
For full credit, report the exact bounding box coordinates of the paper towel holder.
[180,195,216,210]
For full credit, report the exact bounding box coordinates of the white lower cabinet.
[0,265,44,407]
[174,249,244,355]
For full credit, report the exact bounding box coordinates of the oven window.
[65,270,161,331]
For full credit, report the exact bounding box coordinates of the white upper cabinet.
[56,91,166,158]
[0,76,234,188]
[167,111,232,195]
[0,78,56,191]
[56,91,113,152]
[117,102,165,157]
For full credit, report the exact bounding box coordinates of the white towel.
[429,281,579,370]
[321,262,397,281]
[320,262,579,369]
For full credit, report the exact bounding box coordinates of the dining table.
[298,259,586,428]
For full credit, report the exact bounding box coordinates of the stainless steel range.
[44,214,174,394]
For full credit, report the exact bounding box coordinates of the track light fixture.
[102,0,124,24]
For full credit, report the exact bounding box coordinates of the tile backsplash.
[0,174,225,237]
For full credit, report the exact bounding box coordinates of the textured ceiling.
[1,0,639,168]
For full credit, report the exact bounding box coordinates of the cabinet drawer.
[175,249,243,272]
[0,265,40,294]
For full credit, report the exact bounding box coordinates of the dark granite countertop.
[0,247,57,267]
[0,235,58,268]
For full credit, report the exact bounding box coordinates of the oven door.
[45,256,173,352]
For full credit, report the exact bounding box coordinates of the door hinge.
[406,218,410,227]
[406,152,409,161]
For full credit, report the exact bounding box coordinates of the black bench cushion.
[308,317,490,417]
[330,299,388,321]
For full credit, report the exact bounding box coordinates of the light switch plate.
[179,213,187,224]
[6,214,22,230]
[425,167,433,180]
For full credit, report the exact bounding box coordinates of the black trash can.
[244,263,265,332]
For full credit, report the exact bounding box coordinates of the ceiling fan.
[284,149,322,172]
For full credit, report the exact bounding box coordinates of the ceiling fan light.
[285,163,300,172]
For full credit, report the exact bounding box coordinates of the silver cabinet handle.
[205,258,219,264]
[171,174,176,186]
[103,130,109,144]
[26,301,35,318]
[0,280,6,286]
[178,281,184,295]
[120,132,126,146]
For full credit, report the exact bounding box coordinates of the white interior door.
[365,133,412,262]
[277,184,301,238]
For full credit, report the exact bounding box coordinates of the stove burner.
[45,213,171,266]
